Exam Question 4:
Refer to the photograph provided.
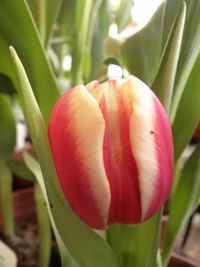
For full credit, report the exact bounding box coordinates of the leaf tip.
[9,46,16,58]
[9,46,21,68]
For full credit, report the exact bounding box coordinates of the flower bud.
[48,76,173,229]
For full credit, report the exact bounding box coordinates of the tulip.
[48,76,173,230]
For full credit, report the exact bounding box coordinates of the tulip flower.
[48,76,173,230]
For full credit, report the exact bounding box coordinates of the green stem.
[37,0,46,44]
[146,209,163,267]
[106,225,123,267]
[161,162,185,267]
[34,183,52,267]
[71,0,93,85]
[156,249,163,267]
[0,160,14,237]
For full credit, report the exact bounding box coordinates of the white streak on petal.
[70,85,111,224]
[127,76,158,220]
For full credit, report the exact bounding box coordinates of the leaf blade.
[0,0,60,123]
[10,46,119,267]
[162,144,200,266]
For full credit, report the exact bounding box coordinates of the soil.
[0,221,60,267]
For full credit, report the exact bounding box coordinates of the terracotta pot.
[169,252,200,267]
[0,187,36,228]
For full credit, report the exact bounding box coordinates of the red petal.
[97,79,141,224]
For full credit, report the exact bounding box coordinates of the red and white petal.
[127,76,173,221]
[95,79,142,225]
[144,95,173,220]
[48,85,111,229]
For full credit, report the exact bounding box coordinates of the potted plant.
[0,0,200,266]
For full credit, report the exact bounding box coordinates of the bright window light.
[131,0,164,27]
[62,55,72,71]
[108,64,123,78]
[123,69,130,78]
[109,0,121,10]
[109,24,118,37]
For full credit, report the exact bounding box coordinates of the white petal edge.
[127,76,158,220]
[69,85,111,225]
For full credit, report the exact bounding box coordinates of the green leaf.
[24,153,79,267]
[0,74,16,95]
[152,2,186,114]
[169,0,200,121]
[0,0,60,124]
[172,53,200,162]
[162,144,200,266]
[0,94,16,159]
[10,47,119,267]
[119,3,165,86]
[26,0,63,46]
[7,159,35,181]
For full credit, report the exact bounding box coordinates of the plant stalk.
[37,0,46,44]
[71,0,93,85]
[34,182,52,267]
[0,160,14,237]
[106,225,123,267]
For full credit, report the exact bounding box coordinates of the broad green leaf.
[0,94,16,159]
[172,53,200,162]
[0,74,16,95]
[0,0,60,124]
[169,0,200,121]
[152,2,186,113]
[119,3,165,86]
[115,0,132,33]
[162,144,200,266]
[7,159,35,181]
[10,47,119,267]
[107,212,162,267]
[26,0,63,46]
